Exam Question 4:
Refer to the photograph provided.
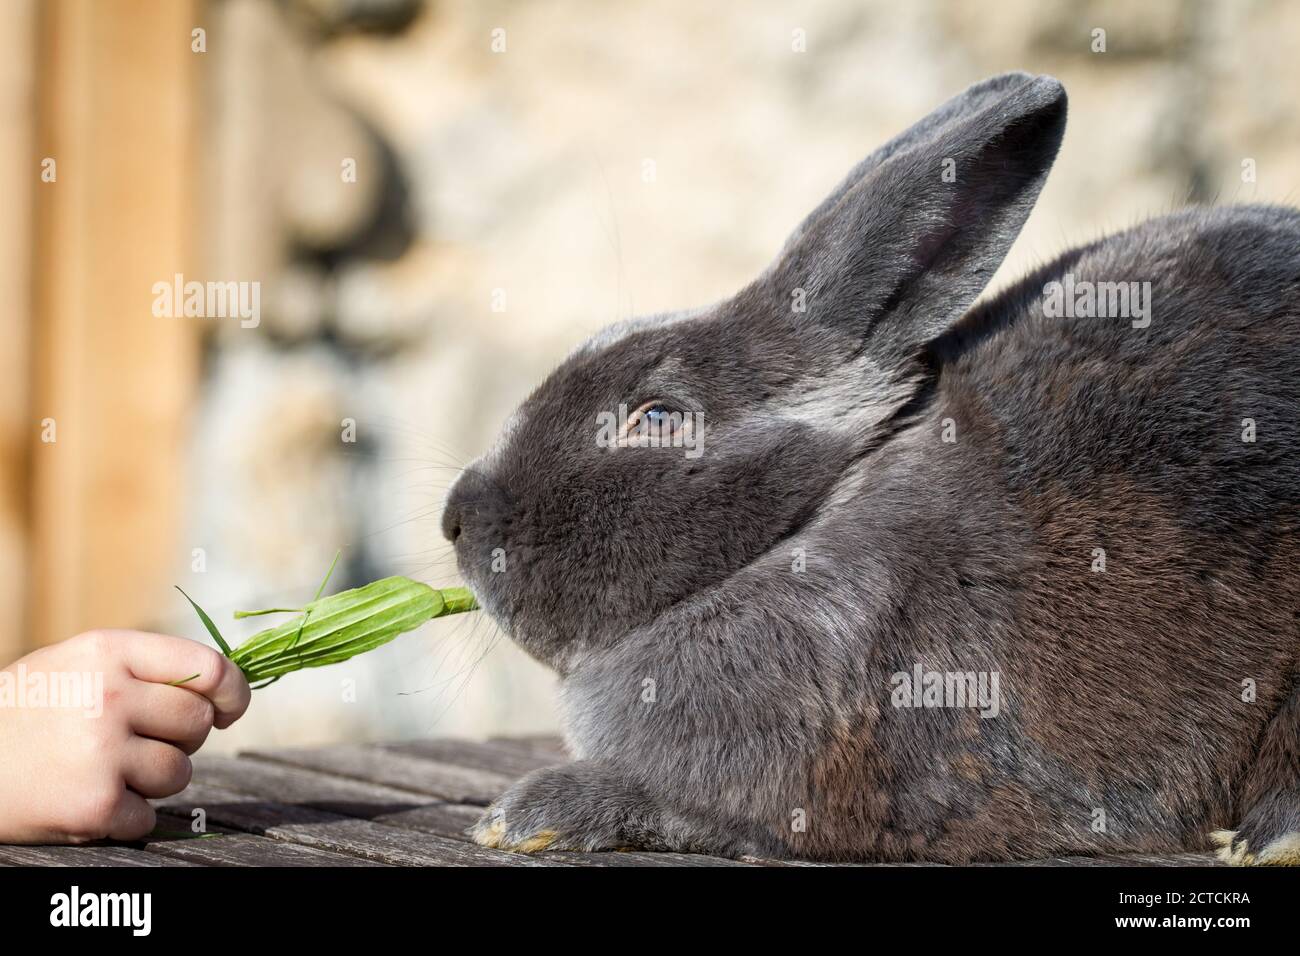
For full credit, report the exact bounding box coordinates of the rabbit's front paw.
[470,761,649,854]
[1210,828,1300,866]
[472,811,562,854]
[1212,789,1300,866]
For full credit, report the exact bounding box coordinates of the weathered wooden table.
[0,736,1221,866]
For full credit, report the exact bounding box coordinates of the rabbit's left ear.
[748,74,1066,369]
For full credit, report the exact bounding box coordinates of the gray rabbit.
[442,73,1300,864]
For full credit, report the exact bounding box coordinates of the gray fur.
[445,73,1300,862]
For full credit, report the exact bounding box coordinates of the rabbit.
[441,72,1300,864]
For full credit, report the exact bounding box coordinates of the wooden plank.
[978,851,1221,867]
[1107,852,1218,866]
[742,856,887,867]
[194,753,483,839]
[748,852,1217,867]
[153,778,561,866]
[0,844,197,867]
[489,735,570,759]
[139,811,388,867]
[546,849,750,868]
[242,743,517,805]
[143,831,387,866]
[29,0,200,647]
[192,754,749,866]
[382,737,563,778]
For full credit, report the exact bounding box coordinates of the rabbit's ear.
[778,72,1051,255]
[754,73,1066,369]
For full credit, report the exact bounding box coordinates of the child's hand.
[0,629,251,844]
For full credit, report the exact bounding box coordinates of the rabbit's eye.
[643,406,672,430]
[623,400,680,441]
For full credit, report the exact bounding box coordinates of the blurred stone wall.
[180,0,1300,751]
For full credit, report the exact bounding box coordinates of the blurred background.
[1,0,1297,752]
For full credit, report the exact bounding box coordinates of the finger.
[107,789,157,841]
[122,737,193,798]
[111,630,252,728]
[127,681,215,753]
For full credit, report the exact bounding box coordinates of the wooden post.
[28,0,199,648]
[0,0,36,662]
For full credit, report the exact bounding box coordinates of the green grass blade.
[175,586,233,656]
[313,550,342,602]
[282,549,343,659]
[233,607,302,619]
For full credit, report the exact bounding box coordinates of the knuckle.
[75,629,117,663]
[203,648,241,698]
[81,723,120,762]
[170,752,194,791]
[66,786,122,842]
[150,745,193,792]
[185,692,216,731]
[133,803,158,839]
[111,802,157,842]
[184,645,226,689]
[200,645,229,679]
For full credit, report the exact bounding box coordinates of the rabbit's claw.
[472,812,559,854]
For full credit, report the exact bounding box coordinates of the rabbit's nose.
[442,466,509,544]
[441,479,469,543]
[442,467,476,543]
[441,500,463,543]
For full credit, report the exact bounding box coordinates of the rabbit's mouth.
[463,572,586,673]
[450,552,508,625]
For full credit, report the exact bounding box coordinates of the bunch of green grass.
[175,554,478,688]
